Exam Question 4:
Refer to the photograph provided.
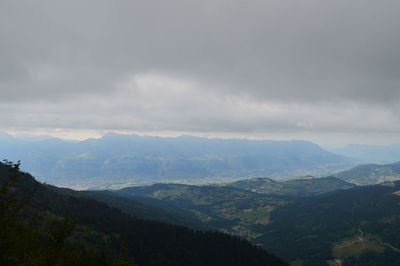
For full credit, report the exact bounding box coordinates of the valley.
[1,135,400,265]
[110,169,400,265]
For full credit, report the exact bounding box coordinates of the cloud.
[1,0,400,144]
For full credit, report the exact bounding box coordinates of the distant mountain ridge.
[227,176,356,197]
[335,161,400,185]
[0,132,355,189]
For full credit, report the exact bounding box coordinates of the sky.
[1,0,400,145]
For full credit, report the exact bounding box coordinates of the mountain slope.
[49,186,205,229]
[335,161,400,185]
[258,182,400,265]
[227,176,355,197]
[0,162,287,266]
[116,183,288,240]
[0,133,355,189]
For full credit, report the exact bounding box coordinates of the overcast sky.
[1,0,400,145]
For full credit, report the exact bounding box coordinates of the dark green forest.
[250,183,400,265]
[0,161,286,266]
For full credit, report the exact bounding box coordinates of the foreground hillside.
[0,132,354,189]
[0,162,286,266]
[50,187,206,230]
[335,161,400,185]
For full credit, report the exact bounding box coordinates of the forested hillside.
[335,161,400,185]
[117,183,287,240]
[256,182,400,265]
[0,161,287,266]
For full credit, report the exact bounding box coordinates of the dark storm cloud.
[1,0,400,143]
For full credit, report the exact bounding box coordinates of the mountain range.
[0,132,355,189]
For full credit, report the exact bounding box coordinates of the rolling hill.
[114,176,356,242]
[335,161,400,185]
[227,176,355,197]
[116,183,288,240]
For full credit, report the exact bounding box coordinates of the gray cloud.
[1,0,400,144]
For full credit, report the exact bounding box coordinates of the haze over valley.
[0,131,358,189]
